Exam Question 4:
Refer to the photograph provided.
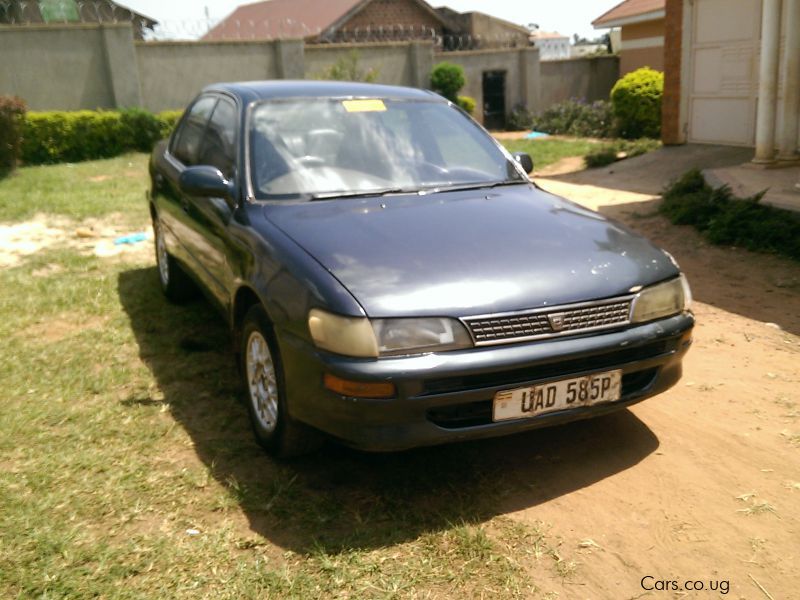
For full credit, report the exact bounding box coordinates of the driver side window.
[171,96,217,166]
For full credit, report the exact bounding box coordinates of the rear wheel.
[153,216,196,303]
[240,305,322,458]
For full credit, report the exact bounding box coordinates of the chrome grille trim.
[462,296,634,346]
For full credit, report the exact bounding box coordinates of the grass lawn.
[0,153,600,598]
[499,137,601,170]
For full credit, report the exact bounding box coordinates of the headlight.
[372,317,472,355]
[630,275,692,323]
[308,310,473,357]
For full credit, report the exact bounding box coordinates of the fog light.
[323,374,396,398]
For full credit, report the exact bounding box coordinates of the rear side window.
[196,96,237,178]
[171,96,217,166]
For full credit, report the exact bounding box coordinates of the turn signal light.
[323,374,396,398]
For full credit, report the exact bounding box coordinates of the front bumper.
[279,313,694,451]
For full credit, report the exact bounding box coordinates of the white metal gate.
[687,0,761,145]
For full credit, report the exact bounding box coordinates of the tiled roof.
[593,0,665,27]
[203,0,364,40]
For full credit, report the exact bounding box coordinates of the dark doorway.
[482,70,506,130]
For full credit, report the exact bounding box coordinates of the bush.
[610,67,664,139]
[430,62,465,102]
[584,147,618,168]
[456,95,476,115]
[506,103,533,131]
[532,99,615,138]
[21,108,181,165]
[316,50,379,82]
[584,138,661,168]
[0,96,27,174]
[660,169,800,260]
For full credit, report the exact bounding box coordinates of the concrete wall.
[305,42,421,87]
[539,55,620,110]
[0,23,615,123]
[0,23,139,110]
[438,48,541,123]
[136,40,283,112]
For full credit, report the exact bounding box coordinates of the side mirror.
[512,152,534,175]
[179,166,235,202]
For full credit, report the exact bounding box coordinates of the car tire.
[240,305,322,458]
[153,216,196,303]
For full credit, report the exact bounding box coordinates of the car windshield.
[248,98,525,200]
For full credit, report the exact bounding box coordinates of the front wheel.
[240,305,322,458]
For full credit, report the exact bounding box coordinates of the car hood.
[262,184,679,318]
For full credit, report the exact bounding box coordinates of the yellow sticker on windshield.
[342,99,387,113]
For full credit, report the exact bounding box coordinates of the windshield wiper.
[423,179,527,194]
[309,187,420,200]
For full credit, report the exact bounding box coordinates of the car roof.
[202,80,440,104]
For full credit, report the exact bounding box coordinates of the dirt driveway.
[523,156,800,599]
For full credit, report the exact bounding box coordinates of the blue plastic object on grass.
[114,233,148,245]
[526,131,550,139]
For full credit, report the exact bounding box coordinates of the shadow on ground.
[118,267,659,554]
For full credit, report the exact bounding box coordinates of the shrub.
[584,147,618,168]
[0,96,27,174]
[506,103,533,131]
[610,67,664,139]
[532,99,615,138]
[660,169,800,260]
[316,50,379,82]
[430,62,465,102]
[456,95,476,115]
[584,138,661,168]
[21,108,181,165]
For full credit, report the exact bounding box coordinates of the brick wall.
[342,0,443,35]
[662,0,684,145]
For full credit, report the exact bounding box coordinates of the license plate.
[492,370,622,421]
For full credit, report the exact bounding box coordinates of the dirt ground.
[519,168,800,599]
[4,150,798,598]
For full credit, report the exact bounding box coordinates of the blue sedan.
[148,81,694,456]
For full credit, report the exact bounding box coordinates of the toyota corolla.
[148,81,694,456]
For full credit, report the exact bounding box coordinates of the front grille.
[464,299,632,345]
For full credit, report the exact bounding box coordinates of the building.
[529,30,570,61]
[203,0,531,48]
[203,0,448,43]
[435,7,531,49]
[570,41,608,58]
[661,0,799,165]
[0,0,157,40]
[593,0,665,75]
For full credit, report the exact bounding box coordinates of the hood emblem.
[548,313,565,332]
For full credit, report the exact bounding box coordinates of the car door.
[158,95,218,281]
[181,95,240,310]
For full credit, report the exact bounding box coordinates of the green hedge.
[21,108,182,165]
